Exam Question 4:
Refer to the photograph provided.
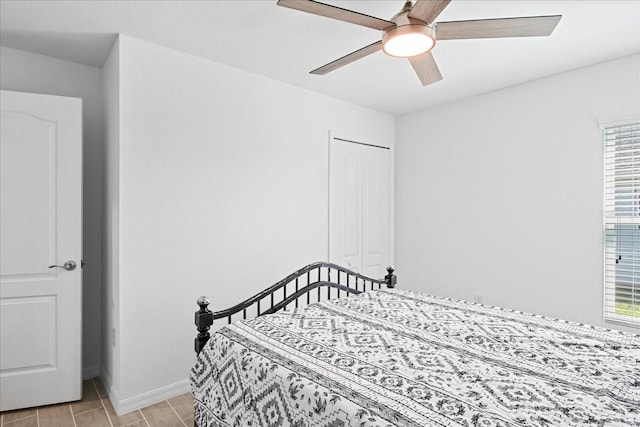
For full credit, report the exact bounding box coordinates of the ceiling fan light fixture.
[382,24,435,58]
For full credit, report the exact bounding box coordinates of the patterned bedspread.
[190,289,640,426]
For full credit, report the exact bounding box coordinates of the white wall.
[0,46,104,377]
[100,38,120,400]
[106,34,394,412]
[396,54,640,333]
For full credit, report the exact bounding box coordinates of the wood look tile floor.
[0,378,193,427]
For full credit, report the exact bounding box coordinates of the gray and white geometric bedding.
[190,289,640,426]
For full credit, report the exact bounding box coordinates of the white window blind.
[604,122,640,326]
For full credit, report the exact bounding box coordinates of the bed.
[190,262,640,427]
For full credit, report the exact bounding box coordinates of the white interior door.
[0,90,82,411]
[329,137,390,279]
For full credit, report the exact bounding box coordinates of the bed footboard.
[194,262,396,354]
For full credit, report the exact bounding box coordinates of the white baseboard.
[83,365,100,380]
[100,368,190,416]
[100,367,118,407]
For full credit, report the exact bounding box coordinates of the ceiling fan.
[277,0,561,86]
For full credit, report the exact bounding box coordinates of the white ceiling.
[1,0,639,115]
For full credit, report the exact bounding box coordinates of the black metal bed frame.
[194,262,396,355]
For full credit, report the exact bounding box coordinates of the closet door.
[329,137,390,279]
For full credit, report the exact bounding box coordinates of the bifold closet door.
[329,137,390,279]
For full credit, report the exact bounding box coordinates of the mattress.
[190,289,640,426]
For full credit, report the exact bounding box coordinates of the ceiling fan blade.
[311,41,382,75]
[408,51,443,86]
[408,0,452,24]
[277,0,395,31]
[436,15,562,40]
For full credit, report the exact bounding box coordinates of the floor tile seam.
[1,414,37,426]
[1,413,33,424]
[71,404,104,417]
[92,378,109,399]
[70,403,78,427]
[36,404,73,426]
[74,406,108,420]
[2,416,37,427]
[35,407,39,427]
[137,407,151,427]
[71,378,105,417]
[165,400,187,427]
[92,378,114,427]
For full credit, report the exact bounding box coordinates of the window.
[604,122,640,326]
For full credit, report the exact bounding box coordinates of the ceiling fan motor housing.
[382,13,436,57]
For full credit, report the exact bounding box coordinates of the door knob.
[48,261,77,271]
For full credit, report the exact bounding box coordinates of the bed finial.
[385,266,397,288]
[195,296,214,355]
